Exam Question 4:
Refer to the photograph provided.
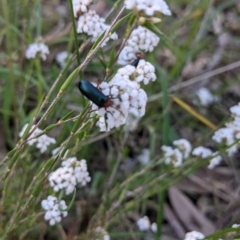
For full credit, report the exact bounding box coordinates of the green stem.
[36,0,41,37]
[34,58,43,102]
[68,0,81,78]
[156,67,170,239]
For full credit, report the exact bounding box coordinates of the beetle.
[130,52,144,67]
[78,80,113,108]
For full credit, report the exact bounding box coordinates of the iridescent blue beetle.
[130,52,144,67]
[78,52,144,107]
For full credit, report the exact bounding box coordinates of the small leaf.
[60,109,76,121]
[111,12,133,34]
[143,22,182,60]
[90,31,106,52]
[143,21,172,44]
[98,57,107,69]
[59,67,79,94]
[107,43,116,69]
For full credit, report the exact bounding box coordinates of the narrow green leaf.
[107,44,116,69]
[60,109,76,121]
[143,22,182,60]
[98,57,107,69]
[111,12,133,33]
[59,67,79,93]
[143,22,171,43]
[89,31,106,52]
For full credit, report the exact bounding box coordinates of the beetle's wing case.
[78,80,108,108]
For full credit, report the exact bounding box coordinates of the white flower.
[232,224,240,228]
[226,117,240,132]
[192,146,213,158]
[116,60,156,85]
[115,64,136,81]
[212,128,238,156]
[161,145,183,167]
[125,0,172,16]
[210,102,240,157]
[49,167,71,192]
[173,139,192,158]
[207,152,222,169]
[171,148,183,167]
[212,127,234,144]
[48,158,91,195]
[192,147,222,169]
[62,157,78,168]
[19,124,56,153]
[195,87,219,106]
[161,146,174,164]
[137,148,150,165]
[137,216,151,231]
[94,227,110,240]
[137,216,157,233]
[75,169,91,186]
[127,26,160,52]
[118,27,160,65]
[183,230,205,240]
[41,195,68,226]
[135,60,156,84]
[56,51,70,68]
[77,10,105,37]
[19,124,42,146]
[77,10,118,47]
[25,42,49,60]
[230,103,240,117]
[72,0,92,17]
[36,134,56,153]
[151,222,157,233]
[117,46,137,66]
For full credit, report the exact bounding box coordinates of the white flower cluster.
[94,227,110,240]
[77,10,118,47]
[192,146,213,158]
[41,195,67,226]
[118,26,160,65]
[195,87,219,106]
[160,103,240,169]
[25,42,49,61]
[56,51,70,68]
[93,77,147,132]
[192,147,222,169]
[212,102,240,157]
[128,26,160,52]
[116,60,156,84]
[173,139,192,158]
[92,60,156,131]
[72,0,92,17]
[162,138,223,169]
[183,230,205,240]
[136,216,157,233]
[232,224,240,228]
[125,0,172,16]
[161,139,192,168]
[48,157,91,195]
[19,124,56,153]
